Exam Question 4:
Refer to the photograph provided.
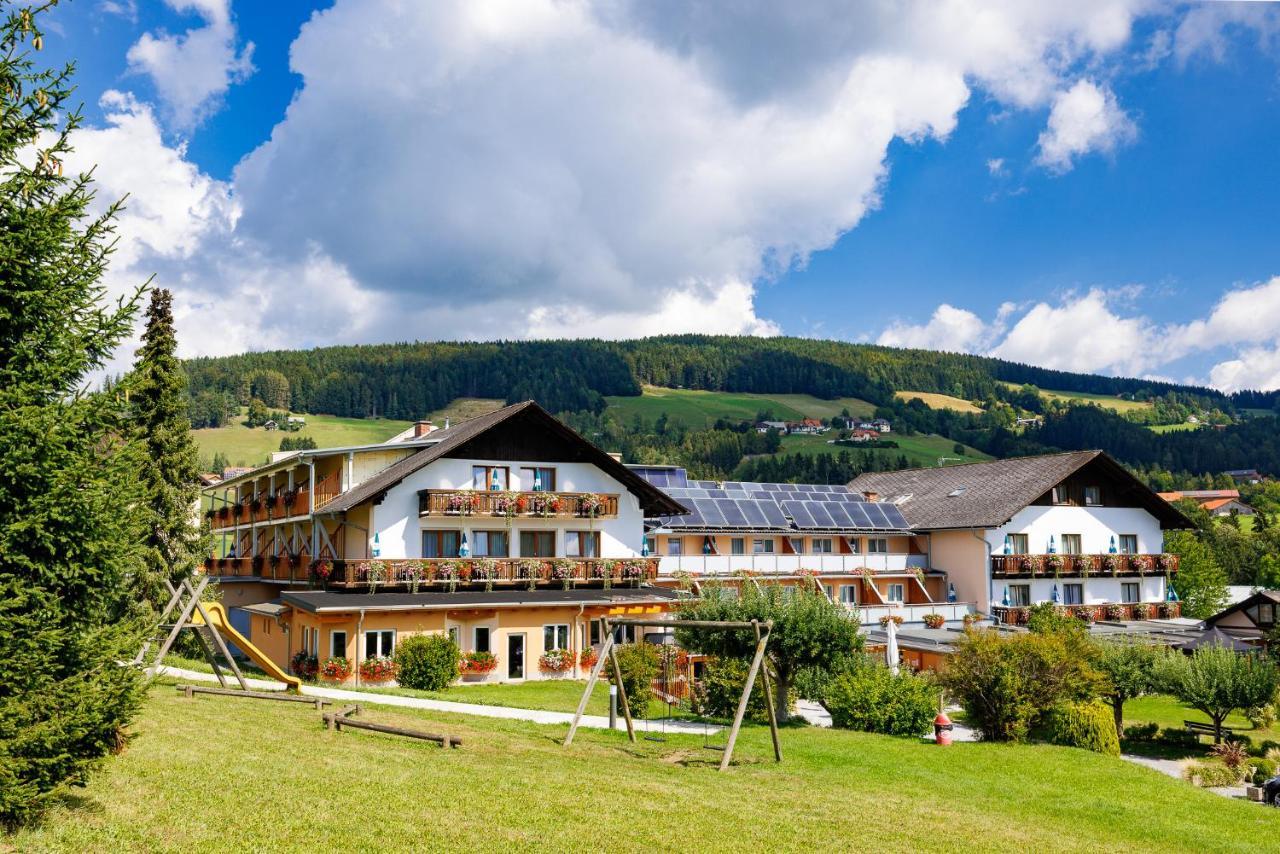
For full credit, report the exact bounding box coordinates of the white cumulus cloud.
[1036,79,1137,172]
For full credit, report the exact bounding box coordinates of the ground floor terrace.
[249,587,684,687]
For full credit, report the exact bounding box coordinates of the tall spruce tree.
[0,2,147,827]
[133,289,209,602]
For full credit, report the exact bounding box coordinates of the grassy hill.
[193,412,412,468]
[778,431,991,467]
[11,684,1275,851]
[605,385,876,428]
[1000,381,1153,415]
[426,397,506,423]
[895,390,984,413]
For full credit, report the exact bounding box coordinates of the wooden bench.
[1184,720,1244,740]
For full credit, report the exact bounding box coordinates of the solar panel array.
[656,481,905,531]
[629,466,689,488]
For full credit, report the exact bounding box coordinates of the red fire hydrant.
[934,711,953,746]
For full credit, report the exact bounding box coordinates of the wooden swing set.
[563,616,782,771]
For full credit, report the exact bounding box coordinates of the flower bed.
[359,656,398,684]
[319,656,352,682]
[460,651,498,675]
[539,648,574,673]
[579,648,599,669]
[290,651,318,681]
[1103,603,1125,621]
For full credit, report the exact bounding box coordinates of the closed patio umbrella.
[1052,584,1060,604]
[885,616,899,675]
[1109,535,1117,554]
[1003,534,1012,555]
[459,534,470,557]
[1002,586,1010,607]
[1048,535,1056,554]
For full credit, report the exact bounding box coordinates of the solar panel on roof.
[692,498,725,526]
[760,500,788,527]
[845,502,872,528]
[864,502,891,528]
[718,499,748,526]
[739,500,768,527]
[825,503,853,528]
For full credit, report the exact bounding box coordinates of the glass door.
[507,633,525,680]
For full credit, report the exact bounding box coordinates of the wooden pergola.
[564,616,781,772]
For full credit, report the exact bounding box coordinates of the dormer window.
[1084,486,1101,506]
[1052,485,1069,505]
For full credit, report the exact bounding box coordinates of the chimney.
[862,490,879,502]
[413,420,436,439]
[607,452,623,462]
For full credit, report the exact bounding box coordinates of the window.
[543,624,569,651]
[520,531,556,557]
[447,626,460,646]
[565,531,601,558]
[666,538,682,556]
[474,626,491,653]
[1060,534,1082,555]
[1009,584,1031,607]
[364,629,394,658]
[824,585,834,600]
[868,538,888,554]
[730,537,745,556]
[589,619,603,646]
[753,538,775,554]
[1064,583,1083,605]
[811,538,834,554]
[1052,485,1069,505]
[261,617,271,635]
[1007,533,1029,554]
[1084,486,1101,506]
[841,585,859,605]
[644,536,656,556]
[472,465,509,491]
[330,630,347,659]
[422,529,461,558]
[886,583,905,603]
[1259,604,1276,627]
[472,530,509,558]
[1122,583,1140,603]
[521,466,556,492]
[1118,534,1138,555]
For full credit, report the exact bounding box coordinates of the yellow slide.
[191,601,302,692]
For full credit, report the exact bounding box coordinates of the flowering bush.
[1133,602,1154,620]
[290,651,318,680]
[878,615,904,628]
[444,492,480,515]
[319,657,352,682]
[922,613,945,629]
[1103,603,1126,621]
[312,560,333,582]
[529,492,561,517]
[359,656,398,684]
[539,648,574,673]
[579,648,599,669]
[460,651,498,674]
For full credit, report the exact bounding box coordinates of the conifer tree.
[132,288,209,602]
[0,2,147,826]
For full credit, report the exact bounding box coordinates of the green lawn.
[999,382,1153,414]
[1148,423,1203,434]
[194,411,412,468]
[605,385,876,429]
[10,684,1278,852]
[1124,694,1279,744]
[778,432,991,468]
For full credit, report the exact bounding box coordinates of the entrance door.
[507,633,525,680]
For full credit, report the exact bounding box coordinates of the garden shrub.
[692,656,789,723]
[1156,727,1201,749]
[1251,757,1278,786]
[1256,739,1280,758]
[611,643,659,719]
[1247,702,1278,730]
[394,633,459,691]
[1182,760,1244,788]
[1044,700,1120,756]
[1122,722,1159,743]
[824,662,938,737]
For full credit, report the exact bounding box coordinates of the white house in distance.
[848,451,1191,624]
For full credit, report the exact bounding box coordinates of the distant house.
[785,419,826,435]
[849,429,881,442]
[1224,469,1265,485]
[1157,489,1255,517]
[263,420,279,431]
[287,415,306,426]
[1016,416,1043,427]
[1186,415,1199,424]
[198,472,222,487]
[1204,590,1280,642]
[755,420,788,434]
[221,466,252,480]
[871,418,891,433]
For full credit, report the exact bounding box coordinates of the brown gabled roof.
[1204,590,1280,630]
[317,400,687,517]
[847,450,1193,531]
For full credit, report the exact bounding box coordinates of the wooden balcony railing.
[203,555,660,588]
[992,601,1181,625]
[205,555,312,582]
[206,478,322,530]
[990,553,1178,578]
[417,489,619,520]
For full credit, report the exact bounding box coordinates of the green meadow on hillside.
[605,385,876,428]
[778,432,991,468]
[1148,422,1203,434]
[9,684,1276,853]
[193,412,411,468]
[999,382,1153,414]
[894,390,984,413]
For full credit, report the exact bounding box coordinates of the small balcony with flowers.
[417,489,620,520]
[990,551,1181,626]
[322,556,659,590]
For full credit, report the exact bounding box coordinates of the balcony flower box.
[1018,555,1039,574]
[1103,554,1123,576]
[1045,554,1064,576]
[319,657,352,683]
[620,559,647,585]
[1129,555,1152,575]
[251,555,264,573]
[579,648,599,669]
[539,648,573,674]
[528,493,562,517]
[248,496,263,512]
[359,656,398,684]
[577,493,606,518]
[922,613,946,629]
[878,615,904,628]
[1074,555,1096,576]
[1156,553,1175,573]
[1074,606,1098,624]
[549,558,576,588]
[1133,602,1154,620]
[444,492,480,515]
[311,559,334,583]
[491,492,527,518]
[231,504,244,519]
[1158,601,1180,619]
[1103,603,1126,621]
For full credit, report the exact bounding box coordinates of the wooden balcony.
[206,473,341,530]
[417,489,619,520]
[990,553,1178,578]
[205,556,312,583]
[334,556,657,588]
[992,601,1181,625]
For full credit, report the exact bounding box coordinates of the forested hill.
[184,334,1264,421]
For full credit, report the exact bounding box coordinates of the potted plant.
[471,558,497,591]
[1014,607,1030,626]
[319,656,352,683]
[1018,555,1038,574]
[529,492,561,518]
[538,648,573,675]
[459,651,498,679]
[962,613,982,628]
[922,613,945,629]
[1103,554,1122,576]
[444,492,479,515]
[1075,555,1095,576]
[1129,554,1151,575]
[516,559,543,589]
[621,559,646,586]
[1103,603,1126,621]
[1133,602,1154,620]
[1074,606,1098,624]
[878,615,904,628]
[1156,553,1175,573]
[436,559,460,592]
[579,648,599,669]
[550,558,576,589]
[578,493,606,518]
[1045,554,1064,576]
[290,651,319,681]
[359,656,398,684]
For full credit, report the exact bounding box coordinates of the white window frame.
[543,623,569,651]
[1121,582,1140,604]
[753,538,775,554]
[886,583,905,603]
[1009,584,1031,607]
[330,630,347,659]
[811,538,834,554]
[868,538,889,554]
[364,629,395,659]
[840,585,858,605]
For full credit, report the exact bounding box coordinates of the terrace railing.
[992,601,1181,625]
[990,553,1178,578]
[417,489,619,520]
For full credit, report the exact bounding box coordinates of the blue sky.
[47,2,1280,391]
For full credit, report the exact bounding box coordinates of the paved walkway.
[1120,754,1249,800]
[157,666,719,735]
